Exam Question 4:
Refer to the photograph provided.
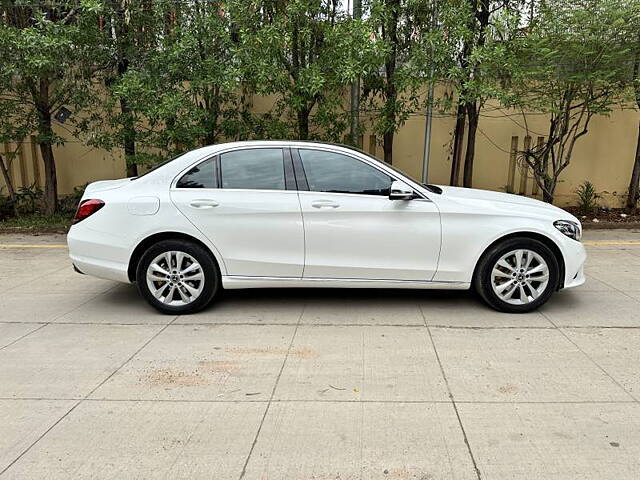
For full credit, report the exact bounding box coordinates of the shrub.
[575,181,600,216]
[0,195,15,220]
[14,185,44,215]
[59,184,87,216]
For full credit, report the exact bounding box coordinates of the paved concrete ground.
[1,230,639,479]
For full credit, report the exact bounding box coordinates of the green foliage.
[0,212,72,231]
[0,4,103,141]
[0,2,104,212]
[363,0,445,149]
[0,182,85,222]
[575,181,600,216]
[509,0,636,115]
[0,194,14,221]
[59,184,87,216]
[0,184,44,217]
[436,0,522,109]
[77,1,168,166]
[507,0,638,202]
[232,0,384,141]
[1,0,639,197]
[14,184,44,215]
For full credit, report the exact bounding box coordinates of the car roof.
[206,139,365,154]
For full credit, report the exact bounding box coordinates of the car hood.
[435,185,579,222]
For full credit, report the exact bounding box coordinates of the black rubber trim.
[283,148,297,191]
[291,148,309,191]
[213,154,221,188]
[73,264,85,275]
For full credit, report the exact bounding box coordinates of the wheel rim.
[490,249,550,305]
[146,251,205,306]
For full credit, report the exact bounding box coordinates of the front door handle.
[311,200,340,209]
[190,199,219,209]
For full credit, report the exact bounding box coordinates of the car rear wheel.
[474,237,560,313]
[136,239,219,314]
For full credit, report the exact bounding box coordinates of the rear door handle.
[189,199,219,209]
[311,200,340,209]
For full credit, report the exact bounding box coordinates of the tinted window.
[176,158,216,188]
[220,149,285,190]
[299,149,393,196]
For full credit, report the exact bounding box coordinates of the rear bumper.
[67,225,131,283]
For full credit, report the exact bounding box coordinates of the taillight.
[73,199,105,224]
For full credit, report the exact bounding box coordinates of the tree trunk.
[462,104,479,188]
[543,177,555,204]
[203,86,220,147]
[121,96,137,177]
[39,141,57,215]
[450,103,466,186]
[625,119,640,213]
[297,108,310,140]
[35,80,58,214]
[118,59,138,178]
[383,130,394,165]
[381,0,399,165]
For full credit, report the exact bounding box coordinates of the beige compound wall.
[365,104,639,207]
[1,96,638,207]
[1,133,125,196]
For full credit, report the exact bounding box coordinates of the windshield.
[352,146,442,194]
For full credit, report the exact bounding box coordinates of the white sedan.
[68,141,586,314]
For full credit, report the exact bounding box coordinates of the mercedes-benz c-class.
[68,141,586,314]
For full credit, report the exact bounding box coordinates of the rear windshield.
[133,154,183,180]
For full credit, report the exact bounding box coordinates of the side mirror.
[389,180,415,200]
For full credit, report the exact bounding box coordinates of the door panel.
[173,189,304,277]
[299,192,441,281]
[295,147,441,281]
[171,148,304,278]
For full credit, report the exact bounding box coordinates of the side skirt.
[222,276,470,290]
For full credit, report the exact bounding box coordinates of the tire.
[474,237,560,313]
[136,239,220,314]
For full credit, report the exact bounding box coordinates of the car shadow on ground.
[103,282,582,322]
[216,286,469,303]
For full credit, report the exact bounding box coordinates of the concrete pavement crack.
[420,305,483,480]
[238,303,305,480]
[540,311,639,403]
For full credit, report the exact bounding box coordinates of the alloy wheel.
[146,250,205,306]
[490,249,550,305]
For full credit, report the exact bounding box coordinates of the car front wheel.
[136,239,219,314]
[474,237,560,313]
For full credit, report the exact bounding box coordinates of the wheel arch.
[472,231,566,289]
[127,231,222,282]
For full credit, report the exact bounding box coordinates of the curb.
[581,222,640,230]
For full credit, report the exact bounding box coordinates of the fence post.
[17,143,28,188]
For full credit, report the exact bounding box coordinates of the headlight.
[554,220,581,241]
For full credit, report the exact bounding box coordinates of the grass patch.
[0,213,72,232]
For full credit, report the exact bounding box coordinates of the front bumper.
[560,238,587,289]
